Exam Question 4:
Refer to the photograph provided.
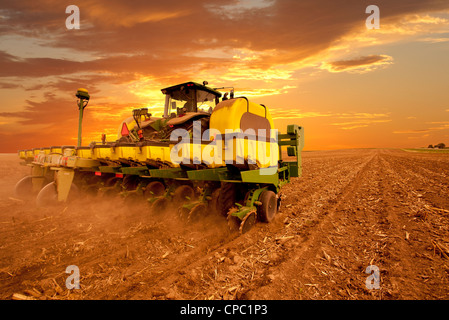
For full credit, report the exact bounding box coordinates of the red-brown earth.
[1,149,448,300]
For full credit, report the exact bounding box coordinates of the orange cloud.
[270,110,330,120]
[87,5,190,27]
[393,129,431,134]
[393,122,449,134]
[1,0,449,152]
[271,110,392,131]
[331,113,392,130]
[320,55,393,73]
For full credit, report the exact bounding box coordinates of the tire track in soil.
[384,150,449,210]
[103,149,374,299]
[377,150,449,299]
[248,149,449,300]
[0,204,232,300]
[246,149,380,299]
[116,153,448,299]
[3,149,448,300]
[371,150,434,299]
[120,150,377,299]
[0,151,368,300]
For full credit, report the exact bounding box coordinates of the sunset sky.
[1,0,449,152]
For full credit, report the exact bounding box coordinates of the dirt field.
[1,148,449,300]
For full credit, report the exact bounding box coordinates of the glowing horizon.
[1,0,448,152]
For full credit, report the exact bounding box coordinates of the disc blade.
[239,210,256,235]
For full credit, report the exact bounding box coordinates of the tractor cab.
[161,81,222,118]
[117,82,227,142]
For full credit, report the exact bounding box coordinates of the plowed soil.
[1,149,449,300]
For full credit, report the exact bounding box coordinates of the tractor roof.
[161,81,222,98]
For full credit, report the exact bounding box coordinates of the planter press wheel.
[150,197,169,213]
[239,210,257,234]
[178,205,191,220]
[257,190,277,223]
[187,203,207,223]
[144,181,166,198]
[172,185,195,204]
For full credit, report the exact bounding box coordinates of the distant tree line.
[427,143,446,149]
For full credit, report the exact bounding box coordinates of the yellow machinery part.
[93,146,113,160]
[115,145,136,160]
[55,167,75,202]
[76,148,93,159]
[139,145,173,165]
[208,98,277,168]
[209,98,274,133]
[20,98,279,169]
[25,150,34,160]
[169,141,214,167]
[31,164,47,193]
[117,116,137,140]
[50,146,62,154]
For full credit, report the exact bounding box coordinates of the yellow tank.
[210,97,274,132]
[207,98,278,169]
[142,142,178,167]
[76,146,94,159]
[167,97,278,168]
[92,145,113,160]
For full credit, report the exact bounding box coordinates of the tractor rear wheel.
[257,190,277,223]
